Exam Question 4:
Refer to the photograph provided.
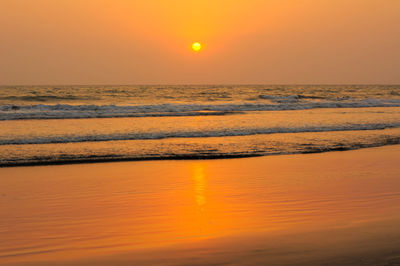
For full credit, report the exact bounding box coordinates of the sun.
[191,42,202,52]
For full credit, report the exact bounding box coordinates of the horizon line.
[1,83,399,87]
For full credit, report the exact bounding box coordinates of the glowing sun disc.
[191,42,202,52]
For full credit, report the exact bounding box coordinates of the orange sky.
[0,0,399,85]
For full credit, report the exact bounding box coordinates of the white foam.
[1,98,400,120]
[1,122,399,145]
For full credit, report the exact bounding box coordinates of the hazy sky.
[1,0,399,85]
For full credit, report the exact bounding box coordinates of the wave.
[1,123,399,145]
[1,136,399,167]
[1,98,400,120]
[259,94,335,102]
[0,95,97,102]
[0,153,264,167]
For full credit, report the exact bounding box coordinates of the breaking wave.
[1,98,400,120]
[1,122,399,145]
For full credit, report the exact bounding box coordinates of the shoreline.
[1,142,399,168]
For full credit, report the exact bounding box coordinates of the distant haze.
[0,0,399,85]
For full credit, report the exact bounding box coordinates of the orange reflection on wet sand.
[0,145,400,265]
[193,164,206,208]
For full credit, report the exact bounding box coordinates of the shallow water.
[0,85,400,166]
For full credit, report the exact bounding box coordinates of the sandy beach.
[1,145,399,265]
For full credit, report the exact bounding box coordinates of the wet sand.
[1,145,400,265]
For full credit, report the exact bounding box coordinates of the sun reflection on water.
[192,164,206,208]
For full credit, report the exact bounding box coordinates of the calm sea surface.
[0,85,400,166]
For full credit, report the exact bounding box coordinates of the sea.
[0,85,400,167]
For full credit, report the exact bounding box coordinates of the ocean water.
[0,85,399,166]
